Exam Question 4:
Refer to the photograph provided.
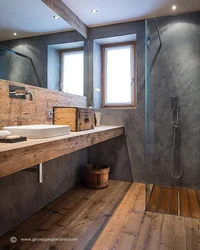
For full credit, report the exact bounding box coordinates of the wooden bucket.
[84,164,110,189]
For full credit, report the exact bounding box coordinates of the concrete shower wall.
[147,12,200,188]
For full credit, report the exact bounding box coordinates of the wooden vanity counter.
[0,126,124,178]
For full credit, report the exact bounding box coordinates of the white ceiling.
[0,0,200,41]
[62,0,200,26]
[0,0,72,41]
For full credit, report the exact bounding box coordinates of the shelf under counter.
[0,126,124,178]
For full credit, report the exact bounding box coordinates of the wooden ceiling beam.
[41,0,88,39]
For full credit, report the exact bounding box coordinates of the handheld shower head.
[171,96,178,111]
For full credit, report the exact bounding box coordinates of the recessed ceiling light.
[53,15,60,19]
[13,33,17,36]
[91,8,97,13]
[172,5,177,10]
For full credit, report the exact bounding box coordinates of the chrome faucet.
[14,89,33,101]
[9,84,33,101]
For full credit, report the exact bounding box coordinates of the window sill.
[101,106,136,110]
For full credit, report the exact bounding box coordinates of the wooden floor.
[1,181,200,250]
[147,185,200,219]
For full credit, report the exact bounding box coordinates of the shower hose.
[170,123,183,179]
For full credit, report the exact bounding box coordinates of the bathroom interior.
[0,0,200,249]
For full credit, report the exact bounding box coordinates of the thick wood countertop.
[0,126,124,178]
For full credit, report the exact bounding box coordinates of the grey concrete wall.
[0,149,87,237]
[88,20,146,182]
[9,48,39,86]
[0,49,9,80]
[93,42,102,109]
[47,46,60,91]
[1,30,84,88]
[89,136,133,182]
[146,12,200,188]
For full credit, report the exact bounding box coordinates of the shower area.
[144,13,200,218]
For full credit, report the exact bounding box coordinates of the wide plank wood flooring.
[147,185,200,219]
[0,181,200,250]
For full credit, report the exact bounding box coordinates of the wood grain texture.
[0,126,124,178]
[180,188,191,218]
[173,215,187,250]
[147,185,200,220]
[0,79,87,129]
[92,183,200,250]
[0,180,131,250]
[41,0,88,38]
[0,182,199,250]
[93,183,145,250]
[160,214,175,250]
[187,189,200,219]
[157,187,170,214]
[184,217,200,250]
[196,190,200,206]
[169,187,178,215]
[54,107,94,132]
[147,185,161,212]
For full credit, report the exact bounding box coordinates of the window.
[102,42,136,107]
[60,48,84,96]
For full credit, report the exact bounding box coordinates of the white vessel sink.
[3,125,70,139]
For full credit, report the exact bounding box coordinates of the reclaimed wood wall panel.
[0,79,87,129]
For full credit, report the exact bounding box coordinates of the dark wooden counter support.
[0,126,124,178]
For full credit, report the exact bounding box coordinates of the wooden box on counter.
[53,107,95,132]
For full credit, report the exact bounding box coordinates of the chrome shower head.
[171,96,178,111]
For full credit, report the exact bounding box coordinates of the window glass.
[62,50,84,96]
[103,44,134,106]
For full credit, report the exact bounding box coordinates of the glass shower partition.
[144,17,179,208]
[145,19,151,206]
[145,15,200,210]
